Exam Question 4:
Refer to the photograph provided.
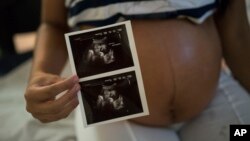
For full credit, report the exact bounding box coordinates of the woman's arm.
[25,0,80,123]
[215,0,250,92]
[32,0,68,75]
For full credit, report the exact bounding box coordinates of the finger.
[35,96,79,123]
[47,75,79,94]
[52,84,81,109]
[38,75,79,100]
[41,83,80,114]
[33,74,63,87]
[25,75,66,102]
[43,75,64,86]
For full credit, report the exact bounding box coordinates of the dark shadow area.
[0,0,41,76]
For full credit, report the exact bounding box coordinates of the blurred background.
[0,1,76,141]
[0,1,250,141]
[0,0,40,76]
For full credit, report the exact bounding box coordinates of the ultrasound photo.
[68,24,134,78]
[65,21,148,127]
[80,71,143,125]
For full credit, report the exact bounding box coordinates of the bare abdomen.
[130,18,222,126]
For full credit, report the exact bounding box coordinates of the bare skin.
[215,0,250,93]
[25,0,80,123]
[130,18,222,126]
[25,0,249,126]
[78,18,222,126]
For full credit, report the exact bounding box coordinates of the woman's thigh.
[179,71,250,141]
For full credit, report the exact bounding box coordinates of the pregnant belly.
[130,17,222,126]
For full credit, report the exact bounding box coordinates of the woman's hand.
[24,72,80,123]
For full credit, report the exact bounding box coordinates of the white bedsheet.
[0,60,76,141]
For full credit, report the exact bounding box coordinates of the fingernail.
[75,84,81,91]
[72,75,79,83]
